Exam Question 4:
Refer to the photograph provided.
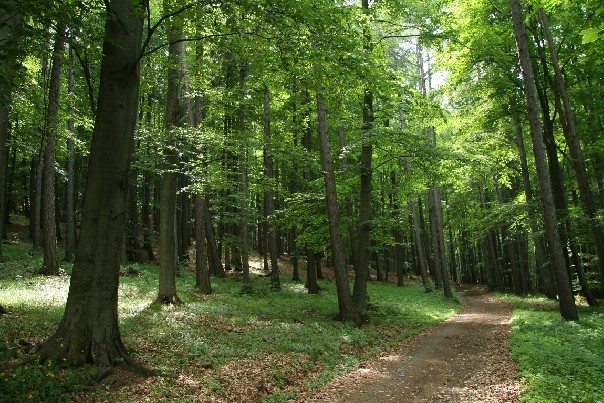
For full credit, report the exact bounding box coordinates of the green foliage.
[497,294,604,403]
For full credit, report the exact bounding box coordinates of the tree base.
[154,294,182,305]
[38,332,153,379]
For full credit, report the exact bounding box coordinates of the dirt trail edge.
[304,285,522,402]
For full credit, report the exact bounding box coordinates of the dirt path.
[305,286,522,402]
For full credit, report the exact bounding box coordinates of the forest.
[0,0,603,401]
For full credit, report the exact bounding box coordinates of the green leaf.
[581,28,599,44]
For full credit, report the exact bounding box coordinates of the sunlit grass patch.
[499,294,604,402]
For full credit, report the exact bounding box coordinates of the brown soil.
[303,285,523,402]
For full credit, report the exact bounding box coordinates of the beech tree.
[509,0,577,320]
[39,0,147,369]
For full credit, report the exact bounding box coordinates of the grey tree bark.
[0,3,23,261]
[40,28,66,276]
[510,0,578,320]
[513,111,553,297]
[316,89,360,324]
[263,85,280,290]
[64,47,76,263]
[157,5,184,304]
[39,0,148,370]
[539,9,604,288]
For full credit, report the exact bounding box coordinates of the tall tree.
[509,0,578,320]
[40,27,66,276]
[157,1,185,305]
[0,2,23,261]
[39,0,147,369]
[539,8,604,287]
[352,0,374,321]
[264,85,280,290]
[64,47,76,263]
[316,88,360,324]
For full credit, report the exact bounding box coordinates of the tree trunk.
[431,185,452,298]
[157,1,184,305]
[64,47,76,263]
[263,86,280,290]
[409,195,430,289]
[40,28,66,276]
[38,0,147,371]
[126,140,142,263]
[510,0,578,320]
[352,87,373,320]
[0,4,22,260]
[540,9,604,285]
[513,111,554,297]
[141,145,155,261]
[203,196,224,277]
[316,91,360,324]
[194,194,211,294]
[301,86,319,293]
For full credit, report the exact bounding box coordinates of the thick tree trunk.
[316,92,360,324]
[510,0,578,320]
[40,28,66,276]
[38,0,146,371]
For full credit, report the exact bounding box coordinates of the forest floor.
[304,285,523,402]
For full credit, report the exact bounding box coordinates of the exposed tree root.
[38,331,154,379]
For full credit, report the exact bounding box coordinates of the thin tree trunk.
[126,139,142,263]
[510,0,578,320]
[263,86,280,290]
[431,185,452,297]
[194,194,211,294]
[238,68,251,290]
[203,196,224,277]
[41,28,66,276]
[0,5,22,260]
[142,145,155,261]
[513,112,553,297]
[157,4,184,304]
[39,0,147,371]
[64,47,76,263]
[352,0,374,320]
[316,91,360,324]
[301,86,319,293]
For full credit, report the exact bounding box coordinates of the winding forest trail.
[306,286,522,402]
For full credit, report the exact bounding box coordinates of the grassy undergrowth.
[0,242,460,402]
[496,294,604,403]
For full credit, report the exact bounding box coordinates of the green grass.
[496,294,604,403]
[0,242,460,402]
